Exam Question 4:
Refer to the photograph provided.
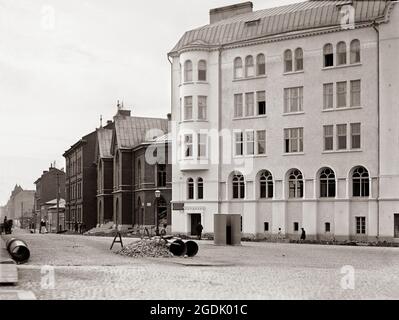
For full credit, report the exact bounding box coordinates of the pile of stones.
[117,239,174,258]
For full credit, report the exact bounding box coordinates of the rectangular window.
[184,96,193,120]
[325,222,331,233]
[235,132,244,156]
[198,134,207,158]
[337,81,347,108]
[245,93,254,117]
[294,222,299,232]
[257,91,266,115]
[284,128,304,153]
[337,124,347,150]
[284,87,303,113]
[198,96,207,120]
[234,94,243,118]
[350,80,361,107]
[323,83,333,110]
[246,131,255,155]
[264,222,269,232]
[324,125,334,151]
[256,130,266,155]
[184,134,193,158]
[356,217,366,234]
[351,123,361,149]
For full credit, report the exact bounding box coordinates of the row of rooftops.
[169,0,392,55]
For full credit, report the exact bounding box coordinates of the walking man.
[196,222,204,240]
[300,228,306,242]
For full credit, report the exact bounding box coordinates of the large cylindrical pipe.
[6,238,30,263]
[167,239,187,257]
[185,240,199,257]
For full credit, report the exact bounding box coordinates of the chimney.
[210,2,253,24]
[107,120,112,125]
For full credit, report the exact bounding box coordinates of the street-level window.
[246,130,255,155]
[337,81,347,108]
[337,124,347,150]
[234,57,243,79]
[350,80,361,107]
[320,168,336,198]
[187,178,194,200]
[284,49,293,72]
[234,94,243,118]
[325,222,331,233]
[323,83,333,110]
[184,96,193,120]
[295,48,303,71]
[245,55,255,77]
[294,222,299,232]
[232,173,245,199]
[351,123,361,149]
[324,43,334,67]
[235,132,244,156]
[198,60,207,81]
[184,134,193,158]
[337,41,347,65]
[324,125,334,151]
[256,130,266,155]
[352,166,369,197]
[260,170,273,199]
[184,60,192,82]
[288,169,304,199]
[245,92,254,117]
[257,54,266,76]
[257,91,266,115]
[350,39,361,64]
[356,217,366,234]
[284,87,303,113]
[264,222,269,232]
[198,96,207,120]
[284,128,303,153]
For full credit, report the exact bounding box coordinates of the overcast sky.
[0,0,301,205]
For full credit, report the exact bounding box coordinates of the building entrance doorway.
[190,214,201,236]
[395,214,399,238]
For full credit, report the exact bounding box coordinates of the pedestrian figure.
[196,222,203,240]
[74,221,79,233]
[40,219,47,234]
[160,223,167,237]
[277,228,283,241]
[300,228,306,242]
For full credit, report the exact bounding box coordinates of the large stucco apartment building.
[169,0,399,242]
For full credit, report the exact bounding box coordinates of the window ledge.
[233,115,267,121]
[282,111,305,116]
[322,106,363,112]
[196,81,209,85]
[283,70,304,76]
[179,120,195,124]
[233,75,267,82]
[233,154,268,159]
[179,81,195,87]
[322,63,362,71]
[322,149,362,154]
[283,152,305,156]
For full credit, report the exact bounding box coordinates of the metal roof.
[114,117,168,150]
[97,128,113,158]
[170,0,389,54]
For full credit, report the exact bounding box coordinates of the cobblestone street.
[1,232,398,300]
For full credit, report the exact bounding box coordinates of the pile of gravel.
[116,239,173,258]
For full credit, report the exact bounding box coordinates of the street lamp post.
[154,190,161,236]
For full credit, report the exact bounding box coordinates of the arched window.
[198,60,207,81]
[324,44,334,67]
[257,54,266,76]
[288,169,304,198]
[295,48,303,71]
[137,160,142,187]
[245,55,254,77]
[337,41,347,65]
[232,173,245,199]
[350,39,361,64]
[259,171,273,199]
[197,178,204,200]
[184,60,192,82]
[156,196,168,225]
[352,167,369,197]
[320,168,336,198]
[187,178,194,200]
[234,57,243,79]
[284,49,293,72]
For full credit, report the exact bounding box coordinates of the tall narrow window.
[235,132,244,156]
[198,133,207,158]
[337,41,347,65]
[324,125,334,151]
[197,178,204,200]
[352,166,369,197]
[246,131,255,155]
[156,164,167,187]
[137,160,142,187]
[234,57,243,79]
[198,96,207,120]
[198,60,207,81]
[179,63,182,84]
[184,96,193,120]
[351,123,361,149]
[295,48,303,71]
[256,130,266,155]
[320,168,336,198]
[234,94,243,118]
[257,91,266,115]
[323,83,333,110]
[232,173,245,199]
[245,92,254,117]
[184,60,192,82]
[350,80,361,107]
[324,44,334,67]
[284,49,293,72]
[337,124,347,150]
[257,54,266,76]
[284,128,303,153]
[288,169,304,198]
[350,39,361,64]
[337,81,347,108]
[184,134,193,158]
[245,56,254,77]
[356,217,366,234]
[284,87,303,113]
[260,171,273,199]
[187,178,194,200]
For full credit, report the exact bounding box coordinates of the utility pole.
[56,173,60,233]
